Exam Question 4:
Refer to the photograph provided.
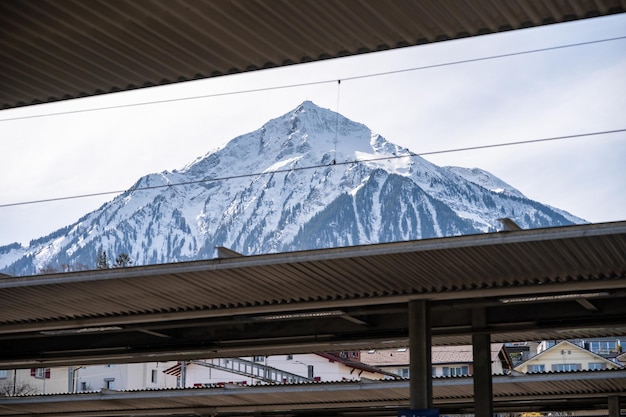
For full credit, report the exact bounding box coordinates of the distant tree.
[39,264,59,274]
[114,253,132,268]
[61,262,91,272]
[60,262,91,272]
[74,262,90,271]
[96,250,109,269]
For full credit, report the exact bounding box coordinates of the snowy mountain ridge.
[0,101,585,276]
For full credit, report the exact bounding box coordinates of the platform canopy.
[1,0,624,109]
[0,222,625,368]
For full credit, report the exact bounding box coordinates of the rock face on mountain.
[0,101,583,276]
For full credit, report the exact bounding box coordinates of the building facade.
[166,352,397,387]
[74,362,178,392]
[0,367,69,395]
[515,340,622,373]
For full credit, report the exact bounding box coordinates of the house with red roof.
[360,343,513,378]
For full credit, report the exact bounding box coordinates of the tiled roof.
[362,344,505,366]
[316,352,400,378]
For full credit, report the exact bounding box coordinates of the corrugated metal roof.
[0,222,625,368]
[1,0,624,109]
[2,222,625,325]
[0,369,624,415]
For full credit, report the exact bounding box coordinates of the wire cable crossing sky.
[1,128,623,209]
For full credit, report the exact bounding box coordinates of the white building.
[165,352,398,387]
[74,362,178,392]
[0,367,69,395]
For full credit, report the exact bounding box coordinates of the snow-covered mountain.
[0,101,585,276]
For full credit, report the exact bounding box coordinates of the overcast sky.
[1,14,625,247]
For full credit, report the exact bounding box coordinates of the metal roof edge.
[3,221,625,288]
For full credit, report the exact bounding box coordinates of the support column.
[608,395,620,417]
[409,299,432,409]
[180,361,187,388]
[472,308,493,417]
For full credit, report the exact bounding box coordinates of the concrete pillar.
[409,299,432,409]
[472,308,493,417]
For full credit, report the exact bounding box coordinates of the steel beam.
[409,299,432,409]
[472,308,493,417]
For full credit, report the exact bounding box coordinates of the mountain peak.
[0,102,584,276]
[294,100,318,112]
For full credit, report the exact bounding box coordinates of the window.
[588,341,617,355]
[104,378,115,389]
[286,354,293,360]
[307,365,314,379]
[31,368,50,379]
[588,362,607,370]
[0,370,7,379]
[443,366,469,377]
[81,382,88,391]
[527,364,545,373]
[551,363,581,372]
[253,356,264,362]
[151,369,158,383]
[396,368,409,378]
[539,340,557,352]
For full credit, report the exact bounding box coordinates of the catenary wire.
[1,128,623,209]
[333,80,341,164]
[0,36,624,123]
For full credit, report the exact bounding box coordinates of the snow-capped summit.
[184,100,379,178]
[0,101,585,276]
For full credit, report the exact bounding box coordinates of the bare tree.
[0,381,38,396]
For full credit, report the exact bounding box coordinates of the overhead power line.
[1,128,623,209]
[0,36,624,123]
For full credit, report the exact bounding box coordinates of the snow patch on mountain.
[0,243,26,271]
[445,166,526,198]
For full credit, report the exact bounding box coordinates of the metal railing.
[191,358,313,384]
